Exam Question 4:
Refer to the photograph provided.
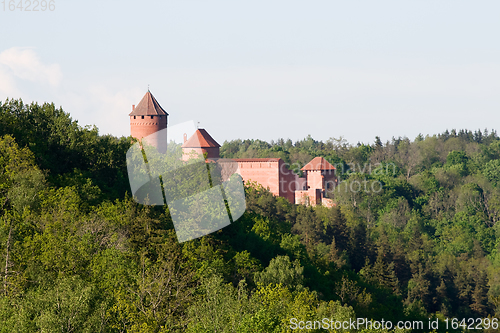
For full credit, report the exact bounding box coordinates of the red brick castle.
[130,91,337,207]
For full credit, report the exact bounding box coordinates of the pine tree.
[292,206,322,248]
[471,270,489,317]
[326,206,349,251]
[328,238,346,268]
[349,222,368,272]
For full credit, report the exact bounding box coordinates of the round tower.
[129,90,168,149]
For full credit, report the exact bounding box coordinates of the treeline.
[220,128,500,326]
[0,98,131,203]
[0,98,499,332]
[220,130,499,174]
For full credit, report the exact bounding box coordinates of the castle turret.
[129,90,168,148]
[301,157,337,191]
[182,129,220,160]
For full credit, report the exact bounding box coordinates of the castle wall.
[279,162,299,204]
[130,115,168,144]
[205,147,220,159]
[234,158,300,204]
[295,188,322,206]
[295,176,307,191]
[182,147,220,161]
[236,159,280,196]
[182,147,204,161]
[305,170,323,190]
[303,170,338,192]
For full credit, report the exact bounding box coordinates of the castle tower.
[301,157,337,191]
[182,129,220,160]
[129,90,168,148]
[295,157,337,206]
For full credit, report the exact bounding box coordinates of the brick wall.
[130,115,168,146]
[236,159,280,196]
[234,158,300,204]
[295,188,322,206]
[305,170,323,190]
[182,147,220,161]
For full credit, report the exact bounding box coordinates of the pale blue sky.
[1,0,499,145]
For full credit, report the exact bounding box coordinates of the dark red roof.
[233,158,282,163]
[182,129,220,148]
[301,157,336,171]
[129,91,168,116]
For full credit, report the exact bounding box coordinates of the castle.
[130,91,337,207]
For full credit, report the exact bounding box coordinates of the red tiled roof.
[129,91,168,116]
[182,129,220,148]
[233,158,282,163]
[301,157,336,171]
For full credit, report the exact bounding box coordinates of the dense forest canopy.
[0,98,499,332]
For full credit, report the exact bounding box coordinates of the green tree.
[254,255,304,292]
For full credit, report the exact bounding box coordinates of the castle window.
[134,116,136,119]
[151,115,154,119]
[141,116,144,119]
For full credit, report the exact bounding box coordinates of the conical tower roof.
[182,129,220,148]
[129,91,168,116]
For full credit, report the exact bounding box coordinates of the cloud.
[0,46,139,138]
[56,84,143,137]
[0,65,20,98]
[0,47,62,91]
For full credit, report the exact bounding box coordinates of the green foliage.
[254,255,304,291]
[484,159,500,187]
[0,135,46,214]
[0,276,105,332]
[1,98,500,331]
[0,99,131,202]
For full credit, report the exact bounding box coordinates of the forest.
[0,98,500,332]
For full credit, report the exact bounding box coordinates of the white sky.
[1,0,499,145]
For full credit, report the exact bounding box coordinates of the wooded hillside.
[1,98,499,332]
